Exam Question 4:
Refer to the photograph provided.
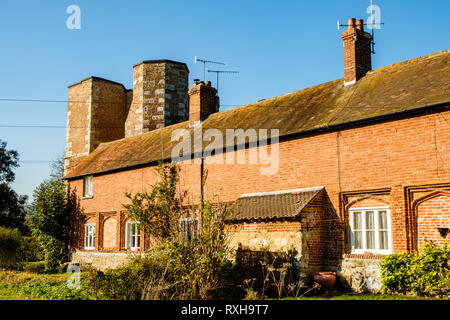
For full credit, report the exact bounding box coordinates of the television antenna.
[207,69,240,94]
[337,0,384,54]
[194,56,226,81]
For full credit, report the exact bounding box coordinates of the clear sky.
[0,0,449,200]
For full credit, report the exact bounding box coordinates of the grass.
[283,292,447,300]
[0,269,92,300]
[1,269,447,300]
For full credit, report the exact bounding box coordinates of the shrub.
[380,241,449,297]
[22,261,46,274]
[0,227,22,268]
[115,163,237,300]
[85,252,170,300]
[19,236,45,262]
[28,178,81,271]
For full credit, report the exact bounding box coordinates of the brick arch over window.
[102,216,117,250]
[346,196,390,210]
[412,190,450,250]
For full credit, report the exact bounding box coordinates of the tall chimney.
[188,81,219,127]
[341,18,372,86]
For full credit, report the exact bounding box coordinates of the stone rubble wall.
[337,256,382,293]
[70,251,143,271]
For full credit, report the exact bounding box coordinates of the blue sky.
[0,0,449,199]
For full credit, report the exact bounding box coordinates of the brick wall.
[65,78,126,175]
[68,110,450,256]
[416,194,450,249]
[188,81,218,126]
[341,18,372,84]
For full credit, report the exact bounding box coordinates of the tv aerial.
[337,0,384,54]
[207,69,240,94]
[194,56,226,81]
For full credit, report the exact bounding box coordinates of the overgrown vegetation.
[0,227,22,268]
[237,247,320,300]
[86,162,236,300]
[27,155,80,271]
[0,270,93,300]
[380,241,450,297]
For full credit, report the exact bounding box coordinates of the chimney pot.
[356,19,364,30]
[348,18,356,29]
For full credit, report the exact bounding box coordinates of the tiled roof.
[65,49,450,179]
[230,187,324,221]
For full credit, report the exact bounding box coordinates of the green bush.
[85,252,170,300]
[0,227,22,268]
[22,261,46,274]
[380,241,450,297]
[19,236,45,262]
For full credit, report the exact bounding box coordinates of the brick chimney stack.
[188,80,219,127]
[341,18,373,86]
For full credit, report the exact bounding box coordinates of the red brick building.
[64,19,450,291]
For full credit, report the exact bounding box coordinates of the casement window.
[84,224,95,250]
[83,175,93,198]
[179,217,198,240]
[349,207,392,254]
[125,222,141,251]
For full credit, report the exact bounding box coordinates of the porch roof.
[230,187,324,221]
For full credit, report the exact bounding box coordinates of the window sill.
[82,196,94,200]
[344,253,384,260]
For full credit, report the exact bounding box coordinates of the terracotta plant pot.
[312,272,336,291]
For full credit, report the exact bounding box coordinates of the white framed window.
[179,217,198,240]
[125,222,141,251]
[84,224,95,250]
[349,207,392,254]
[83,175,93,198]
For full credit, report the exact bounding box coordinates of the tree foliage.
[0,184,28,234]
[88,162,236,300]
[28,156,80,270]
[0,139,28,234]
[123,162,184,242]
[0,140,19,184]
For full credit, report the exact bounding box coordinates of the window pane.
[365,211,374,229]
[366,231,375,249]
[379,231,388,250]
[126,223,131,248]
[132,234,136,248]
[378,211,387,229]
[354,231,362,249]
[353,212,362,230]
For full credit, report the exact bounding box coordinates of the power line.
[0,97,412,109]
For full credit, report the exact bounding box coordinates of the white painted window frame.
[125,221,141,251]
[83,175,94,198]
[349,207,392,255]
[179,217,198,240]
[84,224,95,250]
